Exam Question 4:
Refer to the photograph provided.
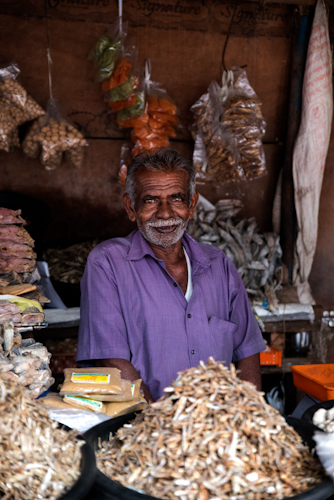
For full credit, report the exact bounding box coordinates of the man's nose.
[155,199,174,219]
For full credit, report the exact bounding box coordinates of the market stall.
[1,0,334,498]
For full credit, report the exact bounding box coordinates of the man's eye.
[144,198,155,203]
[172,196,184,202]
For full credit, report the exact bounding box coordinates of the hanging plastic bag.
[220,67,267,181]
[89,21,128,82]
[127,59,179,156]
[22,98,87,170]
[191,78,242,185]
[0,62,44,152]
[191,68,267,186]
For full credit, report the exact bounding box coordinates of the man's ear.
[123,193,137,222]
[188,191,199,220]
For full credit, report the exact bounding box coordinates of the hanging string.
[222,4,237,72]
[44,0,53,99]
[119,0,123,36]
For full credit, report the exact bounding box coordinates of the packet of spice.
[88,378,142,402]
[0,62,44,152]
[22,98,87,170]
[60,367,123,396]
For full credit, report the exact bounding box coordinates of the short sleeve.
[226,260,266,363]
[76,248,131,363]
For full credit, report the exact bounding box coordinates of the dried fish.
[44,240,100,285]
[96,358,324,500]
[0,375,83,500]
[0,321,54,398]
[188,199,282,310]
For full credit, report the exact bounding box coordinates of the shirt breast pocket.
[208,316,238,366]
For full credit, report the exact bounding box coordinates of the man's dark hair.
[125,148,196,206]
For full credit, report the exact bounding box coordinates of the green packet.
[107,75,137,102]
[117,92,145,121]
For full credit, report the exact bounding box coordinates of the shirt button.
[173,283,177,287]
[187,313,192,318]
[191,350,196,354]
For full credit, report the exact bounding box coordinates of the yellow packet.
[38,392,73,409]
[60,367,122,395]
[89,378,142,402]
[63,395,106,413]
[104,400,146,418]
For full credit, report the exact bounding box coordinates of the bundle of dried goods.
[0,207,37,281]
[0,62,44,152]
[0,374,83,499]
[96,357,324,500]
[0,320,54,399]
[191,67,267,186]
[22,98,86,170]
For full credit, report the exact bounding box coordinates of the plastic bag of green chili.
[88,21,128,82]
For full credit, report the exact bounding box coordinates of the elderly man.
[76,148,266,403]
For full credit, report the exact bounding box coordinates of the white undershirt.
[183,247,193,302]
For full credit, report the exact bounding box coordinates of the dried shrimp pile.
[96,358,324,500]
[44,240,99,284]
[0,375,83,500]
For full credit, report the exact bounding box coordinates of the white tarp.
[292,0,333,304]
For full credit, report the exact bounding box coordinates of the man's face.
[123,168,198,248]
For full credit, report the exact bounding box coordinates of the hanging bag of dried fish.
[22,98,87,170]
[191,76,243,186]
[0,62,45,152]
[220,67,267,180]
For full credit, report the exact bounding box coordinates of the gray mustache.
[146,218,183,228]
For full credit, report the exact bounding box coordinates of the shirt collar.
[127,229,220,279]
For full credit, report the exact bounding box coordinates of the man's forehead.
[135,168,189,192]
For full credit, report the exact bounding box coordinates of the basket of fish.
[84,358,334,500]
[0,373,97,500]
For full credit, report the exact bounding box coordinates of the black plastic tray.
[302,399,334,425]
[59,436,96,500]
[84,413,334,500]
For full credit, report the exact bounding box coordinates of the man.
[76,148,266,403]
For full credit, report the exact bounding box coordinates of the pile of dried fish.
[187,198,281,308]
[44,240,99,284]
[0,374,83,499]
[0,320,54,399]
[0,207,37,281]
[96,358,324,500]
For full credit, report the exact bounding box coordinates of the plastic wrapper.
[120,59,179,160]
[314,431,334,482]
[0,62,44,152]
[22,98,87,170]
[89,21,127,82]
[46,407,111,433]
[59,367,123,396]
[191,67,267,186]
[221,67,266,180]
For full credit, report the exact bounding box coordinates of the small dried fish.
[0,375,83,500]
[44,240,100,285]
[96,358,324,500]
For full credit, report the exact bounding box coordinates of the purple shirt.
[77,229,265,401]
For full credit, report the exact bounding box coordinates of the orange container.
[260,345,282,367]
[290,364,334,401]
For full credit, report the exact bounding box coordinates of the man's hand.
[236,353,261,391]
[95,358,155,403]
